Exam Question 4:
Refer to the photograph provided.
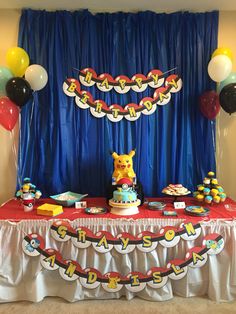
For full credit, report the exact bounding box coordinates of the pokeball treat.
[193,171,227,204]
[162,184,191,196]
[16,177,42,212]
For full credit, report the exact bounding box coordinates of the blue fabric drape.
[17,9,218,197]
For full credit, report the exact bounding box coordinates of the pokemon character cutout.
[112,150,136,184]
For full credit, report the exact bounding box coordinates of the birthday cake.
[109,184,140,215]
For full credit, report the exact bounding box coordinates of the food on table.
[162,184,191,196]
[193,171,227,204]
[196,194,204,202]
[55,194,78,201]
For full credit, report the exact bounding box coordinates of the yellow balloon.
[212,47,233,61]
[6,47,30,77]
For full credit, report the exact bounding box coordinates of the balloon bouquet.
[199,47,236,118]
[0,46,48,131]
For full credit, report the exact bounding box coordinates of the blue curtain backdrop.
[17,9,218,197]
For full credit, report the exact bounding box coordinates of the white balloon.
[208,55,232,82]
[25,64,48,91]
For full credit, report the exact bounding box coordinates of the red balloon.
[199,90,220,120]
[0,96,19,131]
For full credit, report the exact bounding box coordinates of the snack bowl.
[50,191,88,207]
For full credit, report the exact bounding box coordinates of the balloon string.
[10,129,21,188]
[162,67,178,75]
[211,120,216,153]
[18,113,23,186]
[30,97,35,127]
[72,66,178,76]
[216,114,221,182]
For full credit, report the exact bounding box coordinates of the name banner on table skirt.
[22,232,224,291]
[50,221,205,253]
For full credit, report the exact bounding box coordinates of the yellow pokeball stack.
[193,171,226,204]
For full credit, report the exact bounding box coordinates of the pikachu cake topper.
[111,150,136,184]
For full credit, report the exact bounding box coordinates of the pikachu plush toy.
[112,150,136,184]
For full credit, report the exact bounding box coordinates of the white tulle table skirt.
[0,217,235,302]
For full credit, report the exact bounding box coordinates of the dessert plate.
[185,206,210,216]
[148,201,166,210]
[85,207,107,214]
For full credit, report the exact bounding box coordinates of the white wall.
[0,10,20,204]
[217,11,236,200]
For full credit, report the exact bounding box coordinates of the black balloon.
[219,83,236,115]
[6,77,32,108]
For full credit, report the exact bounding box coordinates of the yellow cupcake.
[211,188,218,197]
[197,185,204,192]
[196,194,204,202]
[213,195,221,204]
[211,178,218,185]
[208,171,215,177]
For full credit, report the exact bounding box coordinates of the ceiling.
[1,0,236,12]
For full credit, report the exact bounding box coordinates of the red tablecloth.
[0,197,236,221]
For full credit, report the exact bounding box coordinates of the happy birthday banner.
[22,231,224,291]
[50,221,203,254]
[63,68,182,122]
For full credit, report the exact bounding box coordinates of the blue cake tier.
[112,189,137,203]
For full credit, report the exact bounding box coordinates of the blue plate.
[50,191,88,207]
[185,206,209,216]
[148,202,166,210]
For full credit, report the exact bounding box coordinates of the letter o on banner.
[159,227,180,247]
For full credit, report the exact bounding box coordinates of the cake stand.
[109,199,141,215]
[162,192,191,204]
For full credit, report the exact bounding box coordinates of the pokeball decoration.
[63,68,182,122]
[114,232,136,254]
[146,267,169,289]
[202,234,225,255]
[102,272,123,292]
[185,247,208,268]
[167,259,188,280]
[48,221,206,253]
[22,233,44,257]
[136,231,158,253]
[22,228,224,290]
[159,226,180,248]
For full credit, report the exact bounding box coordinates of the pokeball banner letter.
[63,68,182,122]
[22,232,224,291]
[50,221,203,254]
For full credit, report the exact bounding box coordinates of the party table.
[0,197,236,303]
